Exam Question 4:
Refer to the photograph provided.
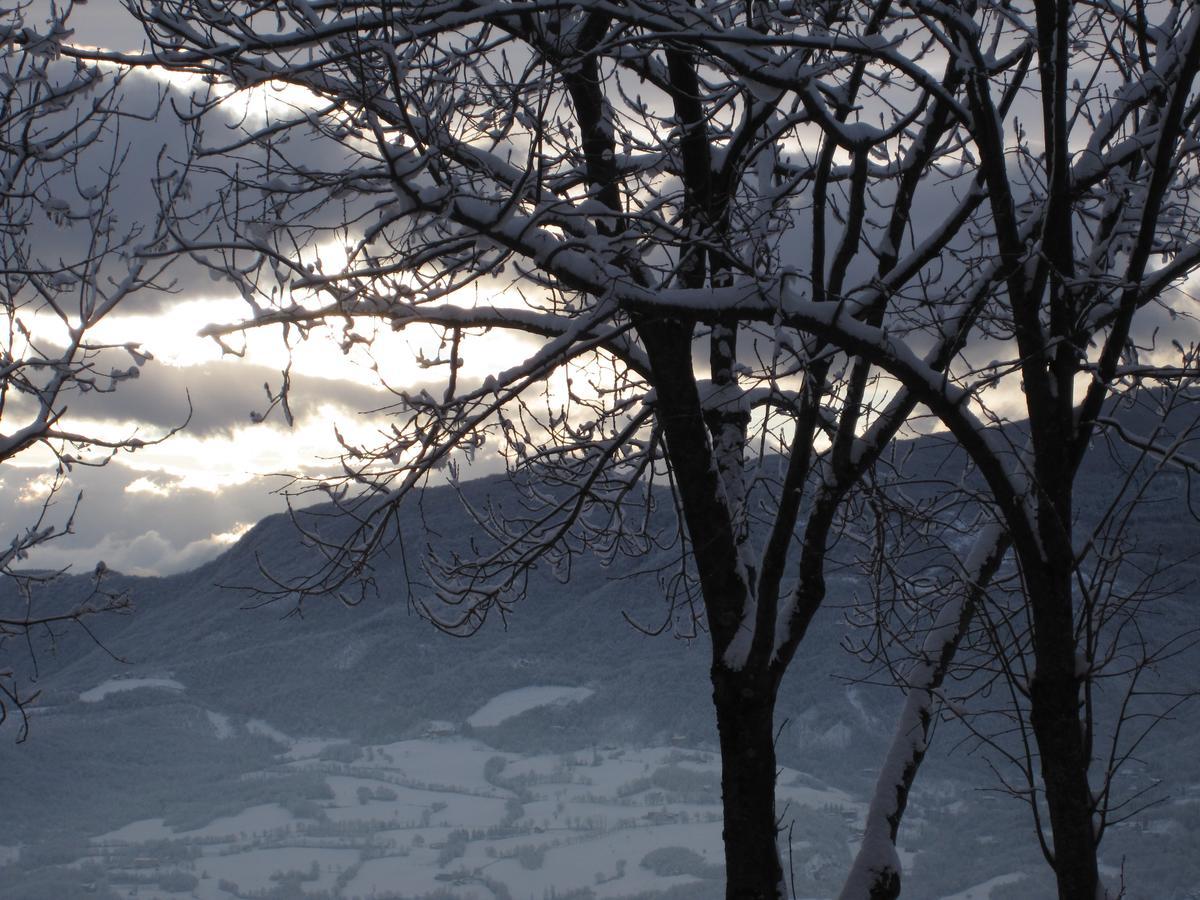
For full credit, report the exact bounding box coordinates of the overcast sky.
[0,5,474,575]
[6,4,1198,578]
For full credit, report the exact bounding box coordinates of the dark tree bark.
[713,665,785,900]
[1024,536,1100,900]
[636,314,789,898]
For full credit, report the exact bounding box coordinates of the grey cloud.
[0,459,299,575]
[22,3,150,53]
[59,357,405,438]
[772,163,1198,364]
[0,448,502,578]
[20,63,358,317]
[27,528,222,578]
[12,68,202,316]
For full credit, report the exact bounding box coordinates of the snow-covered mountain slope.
[3,414,1199,899]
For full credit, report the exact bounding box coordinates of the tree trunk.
[712,665,786,900]
[1026,569,1100,900]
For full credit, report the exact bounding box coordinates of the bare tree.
[0,0,184,739]
[105,2,1200,899]
[841,387,1200,900]
[774,5,1200,898]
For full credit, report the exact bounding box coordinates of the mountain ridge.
[3,406,1199,897]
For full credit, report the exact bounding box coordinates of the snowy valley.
[3,466,1198,900]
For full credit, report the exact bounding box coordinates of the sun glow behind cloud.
[16,472,60,504]
[212,521,254,545]
[77,406,382,493]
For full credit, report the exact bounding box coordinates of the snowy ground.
[79,676,184,702]
[938,873,1027,899]
[90,734,741,898]
[67,682,1032,900]
[466,685,595,728]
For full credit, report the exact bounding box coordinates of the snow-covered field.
[79,676,185,702]
[65,684,1034,900]
[938,872,1027,899]
[99,803,300,844]
[202,846,356,893]
[466,685,595,728]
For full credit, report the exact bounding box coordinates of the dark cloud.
[23,2,150,53]
[18,60,359,318]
